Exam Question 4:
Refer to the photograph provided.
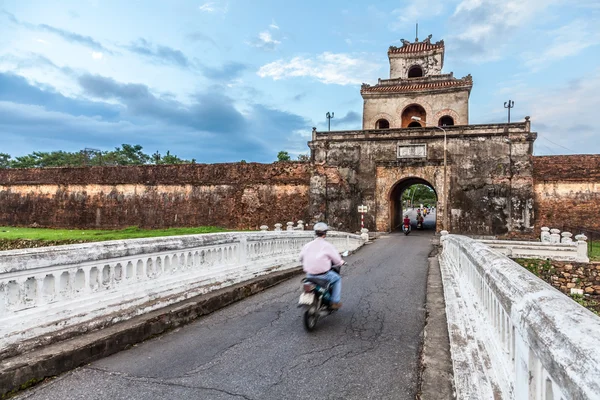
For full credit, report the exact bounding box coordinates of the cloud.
[390,0,445,29]
[198,2,228,13]
[257,52,381,85]
[1,73,310,161]
[269,20,279,30]
[0,53,76,77]
[523,20,600,71]
[248,30,282,51]
[447,0,558,62]
[199,62,247,81]
[2,10,114,54]
[331,111,361,127]
[125,38,190,68]
[187,31,218,47]
[91,52,103,60]
[0,72,120,119]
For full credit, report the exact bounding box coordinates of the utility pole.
[326,112,334,131]
[504,100,514,123]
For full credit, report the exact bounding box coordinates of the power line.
[539,134,575,153]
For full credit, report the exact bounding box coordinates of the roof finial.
[415,22,419,42]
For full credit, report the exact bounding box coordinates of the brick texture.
[0,163,320,230]
[533,155,600,233]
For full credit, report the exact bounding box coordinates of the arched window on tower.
[408,65,423,78]
[438,116,454,127]
[401,104,426,127]
[375,119,390,129]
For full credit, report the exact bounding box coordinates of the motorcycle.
[298,251,348,332]
[416,220,423,230]
[403,223,411,235]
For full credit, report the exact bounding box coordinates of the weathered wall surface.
[0,163,319,230]
[533,155,600,232]
[309,122,536,235]
[362,88,469,129]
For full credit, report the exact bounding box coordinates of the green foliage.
[570,294,600,316]
[297,153,310,162]
[588,241,600,261]
[0,226,229,242]
[402,184,437,207]
[1,145,193,168]
[0,153,11,169]
[277,151,291,161]
[514,258,555,276]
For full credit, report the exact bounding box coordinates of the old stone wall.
[309,122,536,235]
[533,155,600,232]
[362,89,469,129]
[0,163,320,230]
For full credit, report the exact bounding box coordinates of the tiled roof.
[389,40,444,54]
[361,76,472,94]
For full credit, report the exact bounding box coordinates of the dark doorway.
[438,116,454,126]
[408,121,422,128]
[389,178,438,232]
[408,65,423,78]
[376,119,390,129]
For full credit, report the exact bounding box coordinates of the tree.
[277,151,291,161]
[402,184,436,207]
[297,153,310,162]
[0,153,11,168]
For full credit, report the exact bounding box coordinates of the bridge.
[1,214,599,399]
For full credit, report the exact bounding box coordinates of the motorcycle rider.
[403,214,411,232]
[299,222,344,310]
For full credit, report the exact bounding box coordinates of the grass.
[0,226,229,242]
[588,241,600,261]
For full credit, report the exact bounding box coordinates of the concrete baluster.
[360,228,369,242]
[239,236,248,264]
[259,225,268,232]
[274,223,282,232]
[550,228,561,244]
[286,222,294,231]
[560,232,573,243]
[540,227,550,243]
[296,220,304,230]
[575,234,589,263]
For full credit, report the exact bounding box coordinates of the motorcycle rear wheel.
[303,306,319,332]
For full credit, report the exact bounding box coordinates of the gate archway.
[388,177,438,231]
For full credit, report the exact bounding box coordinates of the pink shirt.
[300,238,343,275]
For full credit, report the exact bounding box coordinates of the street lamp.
[411,116,449,231]
[326,112,334,131]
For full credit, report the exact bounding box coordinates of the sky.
[0,0,599,163]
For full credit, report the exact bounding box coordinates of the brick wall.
[533,155,600,233]
[0,163,319,230]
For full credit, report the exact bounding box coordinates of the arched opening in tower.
[438,116,454,126]
[401,104,426,127]
[389,178,438,232]
[408,65,423,78]
[375,119,390,129]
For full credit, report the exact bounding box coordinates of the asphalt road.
[17,231,434,400]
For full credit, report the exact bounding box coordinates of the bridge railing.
[440,234,600,400]
[0,231,364,359]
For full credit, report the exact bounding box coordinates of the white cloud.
[257,52,381,85]
[35,38,49,45]
[248,24,283,50]
[390,0,445,30]
[448,0,560,62]
[523,20,600,71]
[198,2,228,13]
[269,20,279,30]
[91,51,103,60]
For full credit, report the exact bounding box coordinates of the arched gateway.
[308,34,537,236]
[389,177,438,231]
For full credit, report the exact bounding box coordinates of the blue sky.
[1,0,599,162]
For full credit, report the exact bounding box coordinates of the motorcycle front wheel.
[303,305,319,332]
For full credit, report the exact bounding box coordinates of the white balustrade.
[440,235,600,400]
[0,231,364,357]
